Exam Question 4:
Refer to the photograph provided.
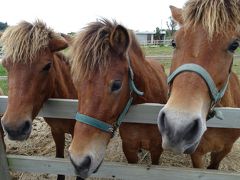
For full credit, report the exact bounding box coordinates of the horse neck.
[130,53,168,105]
[51,53,77,99]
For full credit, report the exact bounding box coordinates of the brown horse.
[68,19,168,178]
[0,21,77,180]
[157,0,240,169]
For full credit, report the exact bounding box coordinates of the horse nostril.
[21,120,31,134]
[158,111,167,133]
[80,156,91,170]
[3,120,31,140]
[183,118,200,141]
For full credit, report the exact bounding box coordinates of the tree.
[0,22,8,56]
[67,32,76,36]
[0,22,8,31]
[154,27,161,40]
[166,17,177,37]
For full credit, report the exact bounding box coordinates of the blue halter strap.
[168,63,231,120]
[75,55,144,135]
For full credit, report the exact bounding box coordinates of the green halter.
[75,55,144,135]
[168,63,231,120]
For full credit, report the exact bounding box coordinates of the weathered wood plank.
[125,104,240,128]
[7,155,240,180]
[0,96,7,113]
[0,133,11,180]
[0,96,240,128]
[39,98,78,119]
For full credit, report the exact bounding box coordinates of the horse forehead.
[4,49,52,67]
[5,56,50,72]
[176,28,227,55]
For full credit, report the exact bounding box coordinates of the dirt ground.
[4,118,240,180]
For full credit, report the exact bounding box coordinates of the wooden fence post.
[0,132,11,180]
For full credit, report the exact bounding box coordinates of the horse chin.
[70,156,89,178]
[70,155,103,179]
[69,146,106,179]
[74,170,89,179]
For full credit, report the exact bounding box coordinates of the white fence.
[0,96,240,179]
[141,40,172,46]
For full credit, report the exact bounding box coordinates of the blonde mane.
[0,20,58,63]
[183,0,240,38]
[70,19,143,81]
[70,19,118,81]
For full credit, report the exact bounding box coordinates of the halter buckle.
[108,127,114,133]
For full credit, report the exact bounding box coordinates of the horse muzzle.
[1,118,32,141]
[158,107,206,154]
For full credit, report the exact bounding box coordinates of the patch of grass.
[158,60,171,75]
[142,46,173,56]
[0,80,8,95]
[141,45,240,57]
[61,48,69,56]
[0,64,7,76]
[232,58,240,77]
[236,48,240,54]
[0,64,8,95]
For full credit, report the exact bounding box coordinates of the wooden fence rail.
[7,155,240,180]
[0,96,240,179]
[0,96,239,128]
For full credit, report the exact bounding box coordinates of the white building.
[135,30,167,45]
[135,31,155,45]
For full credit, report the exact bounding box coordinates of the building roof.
[135,30,166,35]
[135,31,155,35]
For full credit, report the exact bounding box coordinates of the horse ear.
[60,33,73,45]
[110,25,130,56]
[170,5,183,25]
[49,35,68,52]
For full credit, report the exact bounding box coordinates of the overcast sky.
[0,0,186,33]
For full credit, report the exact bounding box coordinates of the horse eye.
[228,41,239,53]
[111,80,122,92]
[42,62,52,72]
[171,39,176,48]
